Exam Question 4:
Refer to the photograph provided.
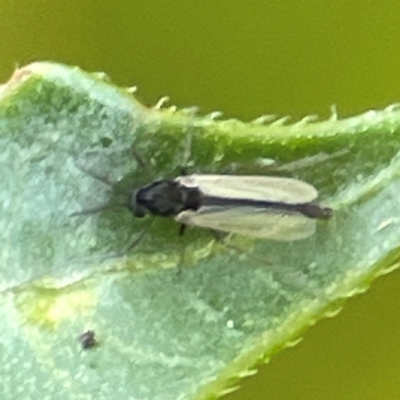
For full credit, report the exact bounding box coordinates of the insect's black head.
[128,179,203,218]
[128,191,147,218]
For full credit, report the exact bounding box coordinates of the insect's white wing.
[177,174,318,204]
[176,206,316,241]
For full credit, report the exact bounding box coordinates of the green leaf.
[1,62,400,400]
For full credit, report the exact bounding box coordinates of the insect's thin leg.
[208,229,229,242]
[209,230,273,266]
[90,226,150,264]
[131,148,149,171]
[180,131,193,176]
[176,224,188,273]
[123,217,156,253]
[125,229,148,252]
[268,148,350,173]
[75,162,117,187]
[179,224,187,236]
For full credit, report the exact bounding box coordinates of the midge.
[128,174,332,241]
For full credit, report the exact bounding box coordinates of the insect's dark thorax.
[135,179,203,217]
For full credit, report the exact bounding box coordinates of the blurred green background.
[1,1,400,399]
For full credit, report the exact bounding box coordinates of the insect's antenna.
[70,203,127,217]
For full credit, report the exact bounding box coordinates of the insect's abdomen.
[295,203,332,220]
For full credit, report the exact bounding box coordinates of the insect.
[128,174,332,241]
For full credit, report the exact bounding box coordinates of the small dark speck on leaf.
[100,137,113,148]
[79,330,98,349]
